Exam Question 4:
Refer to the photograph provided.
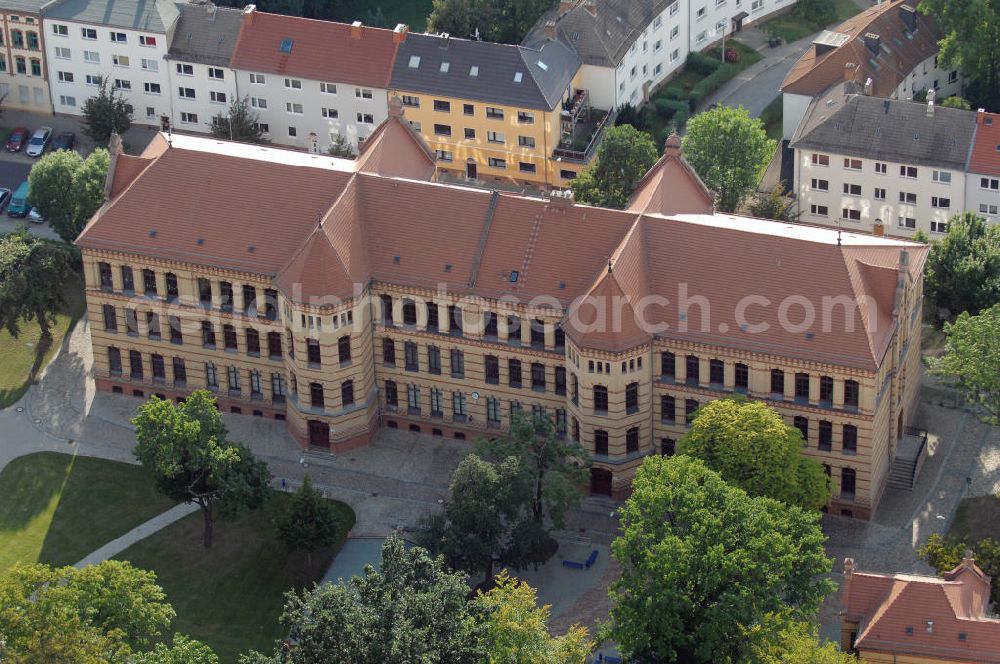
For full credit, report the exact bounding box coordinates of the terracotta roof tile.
[969,112,1000,177]
[107,154,154,199]
[356,101,436,180]
[627,138,715,214]
[781,0,942,98]
[230,8,401,88]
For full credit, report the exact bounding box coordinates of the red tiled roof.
[356,100,436,180]
[969,112,1000,176]
[842,558,1000,662]
[78,124,926,371]
[781,0,943,98]
[107,154,154,199]
[230,8,401,88]
[627,136,715,214]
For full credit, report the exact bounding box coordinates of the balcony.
[552,106,616,164]
[561,88,589,125]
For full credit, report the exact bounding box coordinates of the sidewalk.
[73,502,199,568]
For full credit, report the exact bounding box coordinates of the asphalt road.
[0,151,56,239]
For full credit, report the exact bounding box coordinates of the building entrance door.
[307,420,330,448]
[590,468,613,496]
[466,161,477,179]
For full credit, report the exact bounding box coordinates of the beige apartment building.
[0,0,50,112]
[76,111,927,518]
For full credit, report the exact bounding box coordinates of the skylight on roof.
[440,61,450,73]
[408,55,420,68]
[537,60,548,71]
[279,38,293,53]
[469,65,479,76]
[514,71,523,83]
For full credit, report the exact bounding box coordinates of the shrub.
[685,51,721,76]
[661,86,685,101]
[654,98,689,120]
[688,63,739,110]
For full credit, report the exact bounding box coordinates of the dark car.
[52,131,76,151]
[6,127,29,152]
[0,188,11,213]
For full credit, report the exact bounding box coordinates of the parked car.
[28,207,44,224]
[52,131,76,151]
[7,181,30,217]
[25,126,52,157]
[0,188,12,213]
[6,127,29,152]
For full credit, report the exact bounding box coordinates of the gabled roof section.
[528,0,673,68]
[168,3,244,67]
[230,8,403,88]
[356,98,436,180]
[842,558,1000,662]
[969,111,1000,176]
[627,134,715,214]
[781,0,943,98]
[791,89,978,170]
[42,0,179,32]
[108,154,154,199]
[566,259,651,352]
[389,32,579,111]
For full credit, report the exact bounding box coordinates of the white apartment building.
[530,0,796,111]
[229,7,404,153]
[780,0,958,141]
[164,2,242,131]
[0,0,51,112]
[42,0,178,119]
[966,111,1000,224]
[791,90,977,238]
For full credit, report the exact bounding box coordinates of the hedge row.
[687,62,739,111]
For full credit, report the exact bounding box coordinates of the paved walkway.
[73,502,199,568]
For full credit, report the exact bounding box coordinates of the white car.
[25,126,52,157]
[28,207,44,224]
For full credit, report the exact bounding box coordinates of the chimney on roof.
[872,219,884,237]
[206,1,217,19]
[864,76,873,94]
[899,4,917,32]
[977,108,986,124]
[439,32,450,48]
[840,558,856,615]
[103,131,123,200]
[351,20,363,39]
[547,188,575,207]
[663,132,681,157]
[544,19,557,40]
[927,88,936,116]
[583,0,597,17]
[388,96,404,118]
[242,4,256,23]
[863,32,880,56]
[393,23,408,43]
[843,61,857,82]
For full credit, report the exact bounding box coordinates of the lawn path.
[73,502,199,568]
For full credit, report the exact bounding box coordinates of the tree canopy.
[132,391,272,548]
[427,0,551,43]
[748,621,858,664]
[0,230,76,340]
[276,475,343,568]
[210,96,269,144]
[605,455,834,663]
[242,534,485,664]
[0,561,191,663]
[920,532,1000,606]
[133,635,219,664]
[924,212,1000,323]
[932,303,1000,424]
[81,78,132,145]
[28,147,109,243]
[570,124,658,209]
[918,0,1000,110]
[678,399,831,510]
[682,106,775,212]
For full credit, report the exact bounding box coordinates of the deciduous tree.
[748,183,796,221]
[0,230,76,340]
[276,475,342,568]
[570,124,658,209]
[941,95,972,110]
[678,399,831,510]
[427,0,549,43]
[932,304,1000,424]
[918,0,1000,109]
[920,532,1000,605]
[327,133,355,158]
[682,105,775,212]
[134,635,219,664]
[132,391,272,548]
[605,455,834,663]
[81,78,132,145]
[210,96,268,144]
[924,212,1000,323]
[241,534,484,664]
[749,621,858,664]
[472,570,592,663]
[28,147,109,242]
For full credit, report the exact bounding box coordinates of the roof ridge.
[276,172,359,278]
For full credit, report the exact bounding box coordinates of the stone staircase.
[887,456,917,489]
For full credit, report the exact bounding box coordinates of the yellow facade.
[80,239,923,515]
[388,76,590,189]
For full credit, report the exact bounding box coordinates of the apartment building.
[43,0,178,118]
[229,6,404,153]
[840,557,1000,663]
[388,31,585,188]
[791,89,977,238]
[76,109,926,518]
[966,110,1000,224]
[164,2,243,131]
[781,0,958,140]
[0,0,50,112]
[530,0,795,111]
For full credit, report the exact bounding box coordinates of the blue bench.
[585,549,599,569]
[561,559,585,569]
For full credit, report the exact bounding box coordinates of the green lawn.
[757,0,862,43]
[949,495,1000,546]
[347,0,432,32]
[0,452,177,571]
[0,272,87,408]
[761,95,783,141]
[115,492,357,661]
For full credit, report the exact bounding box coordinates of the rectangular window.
[435,149,453,162]
[661,395,675,423]
[404,341,418,371]
[709,359,724,385]
[979,204,999,216]
[810,153,829,166]
[428,345,441,374]
[54,46,70,59]
[433,99,450,112]
[931,196,950,209]
[250,97,267,109]
[517,135,535,148]
[900,165,918,178]
[139,35,156,46]
[173,358,187,385]
[463,103,474,115]
[82,28,97,39]
[110,31,126,43]
[285,78,302,89]
[433,124,452,136]
[114,79,131,90]
[355,88,373,99]
[735,363,748,391]
[795,372,810,401]
[899,191,917,204]
[517,111,534,123]
[180,112,198,124]
[175,63,193,75]
[685,355,700,385]
[770,368,784,395]
[382,338,396,365]
[210,91,227,104]
[250,73,265,84]
[485,106,504,119]
[931,220,948,234]
[531,363,546,391]
[810,178,828,191]
[452,391,467,419]
[842,183,861,196]
[982,177,1000,190]
[102,304,117,331]
[125,309,138,335]
[356,112,374,124]
[205,363,218,388]
[843,425,857,455]
[898,216,916,229]
[842,208,861,221]
[843,158,862,170]
[844,380,859,409]
[112,54,129,67]
[508,359,522,388]
[286,102,303,114]
[874,187,886,200]
[450,349,464,377]
[178,87,195,98]
[147,312,160,339]
[685,399,698,424]
[519,162,536,174]
[488,157,506,169]
[932,170,951,184]
[52,23,68,36]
